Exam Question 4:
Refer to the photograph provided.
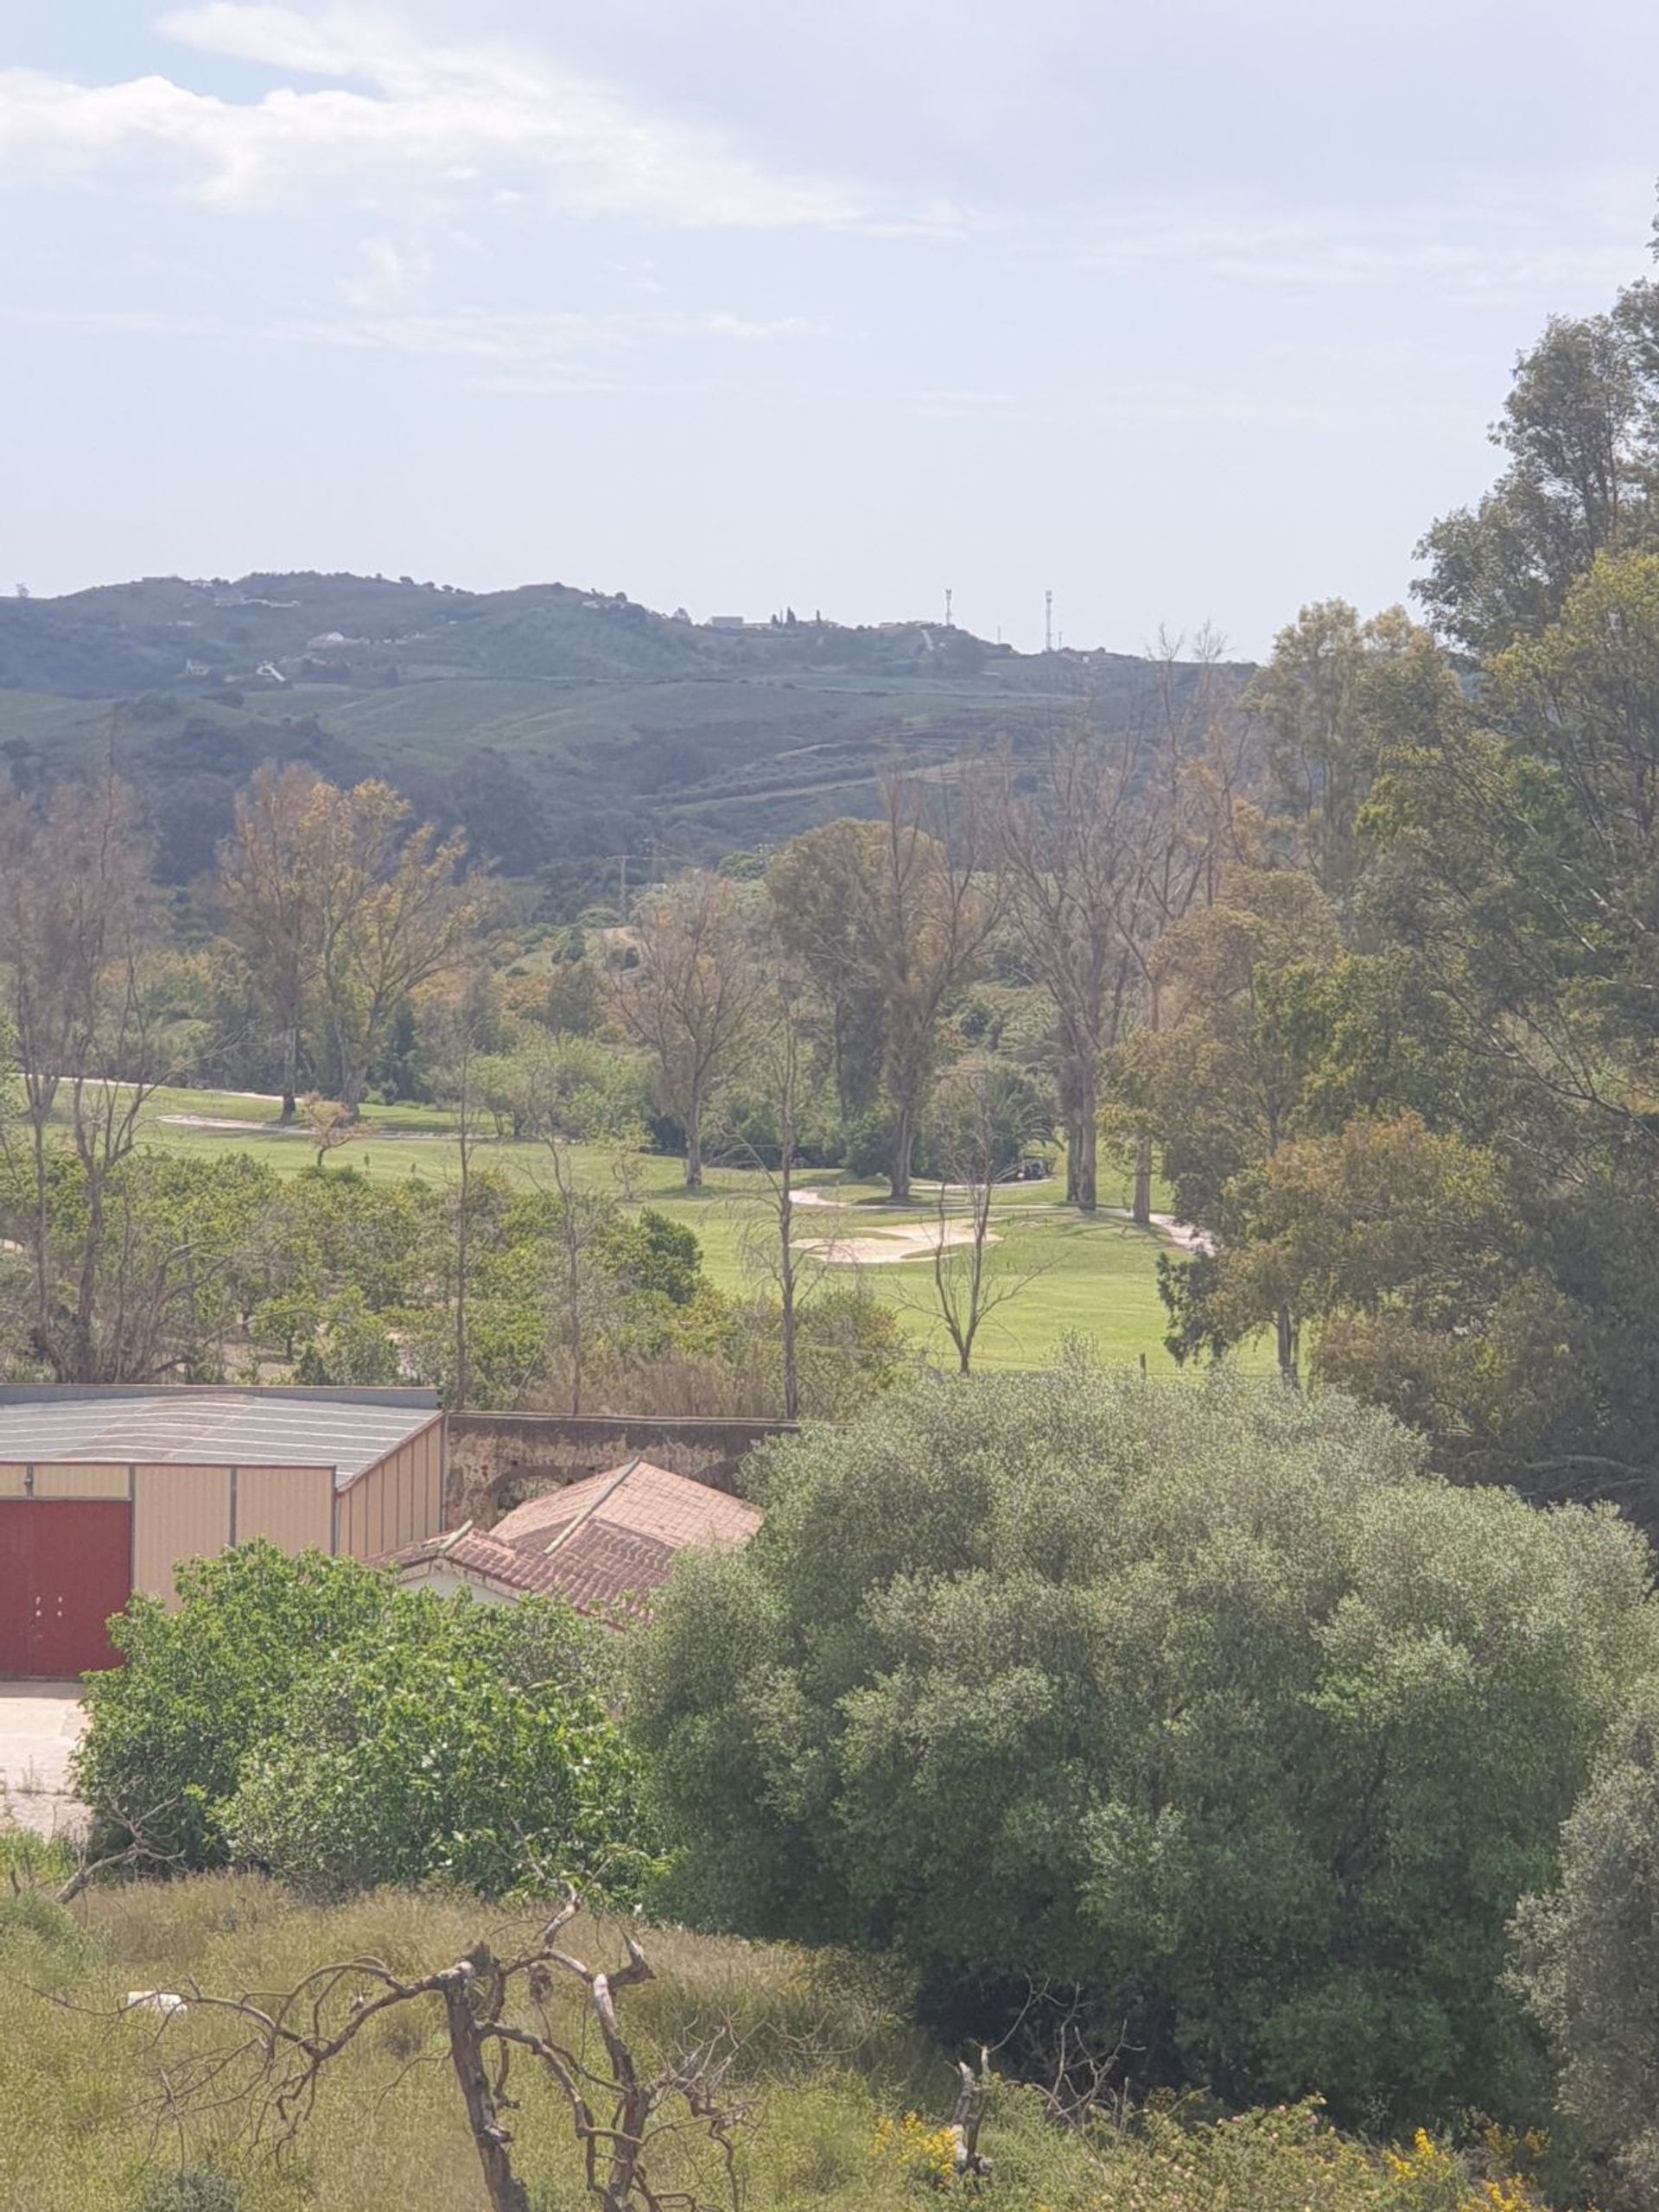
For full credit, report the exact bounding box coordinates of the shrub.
[76,1542,395,1866]
[78,1546,653,1901]
[631,1359,1659,2129]
[226,1595,656,1901]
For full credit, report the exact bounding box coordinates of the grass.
[129,1086,1199,1374]
[0,1870,1548,2212]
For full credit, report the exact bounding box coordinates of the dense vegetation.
[75,1545,652,1903]
[631,1364,1658,2133]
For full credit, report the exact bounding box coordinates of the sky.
[1,3,1656,656]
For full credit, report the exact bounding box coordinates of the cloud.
[0,3,873,229]
[0,297,813,387]
[1069,188,1647,303]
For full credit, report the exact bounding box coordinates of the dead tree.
[123,1892,745,2212]
[948,2049,995,2183]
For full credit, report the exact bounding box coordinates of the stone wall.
[445,1412,800,1527]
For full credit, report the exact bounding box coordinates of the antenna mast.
[1044,588,1053,653]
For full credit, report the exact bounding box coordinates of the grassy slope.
[0,1866,1543,2212]
[135,1087,1191,1373]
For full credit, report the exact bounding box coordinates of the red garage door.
[0,1501,131,1676]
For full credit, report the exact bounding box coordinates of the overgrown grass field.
[127,1086,1197,1373]
[0,1866,1553,2212]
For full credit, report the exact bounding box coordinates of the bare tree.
[728,963,831,1420]
[518,1038,617,1415]
[997,731,1141,1213]
[906,1062,1051,1375]
[119,1894,745,2212]
[0,768,188,1379]
[611,870,760,1190]
[1116,629,1257,1223]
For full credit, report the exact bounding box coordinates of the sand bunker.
[793,1217,999,1266]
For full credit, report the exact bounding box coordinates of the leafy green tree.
[631,1363,1659,2130]
[1416,306,1652,654]
[1118,868,1341,1374]
[768,784,995,1200]
[226,1594,653,1901]
[1509,1681,1659,2198]
[75,1542,396,1867]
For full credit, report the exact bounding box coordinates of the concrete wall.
[338,1418,445,1560]
[446,1412,798,1524]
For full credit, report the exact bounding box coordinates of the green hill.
[0,573,1252,892]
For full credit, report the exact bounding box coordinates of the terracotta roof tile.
[492,1459,761,1554]
[387,1459,759,1624]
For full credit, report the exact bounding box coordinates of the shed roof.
[0,1386,440,1488]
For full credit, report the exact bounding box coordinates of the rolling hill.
[0,573,1252,898]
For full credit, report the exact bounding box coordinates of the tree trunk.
[340,1062,368,1124]
[1132,1135,1153,1228]
[441,1979,530,2212]
[1074,1063,1097,1215]
[889,1100,913,1202]
[279,1024,298,1123]
[684,1088,702,1190]
[1275,1305,1299,1384]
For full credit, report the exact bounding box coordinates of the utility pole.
[944,587,953,628]
[1044,589,1053,654]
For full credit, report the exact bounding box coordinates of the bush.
[78,1546,653,1900]
[630,1359,1659,2130]
[226,1595,656,1901]
[76,1542,395,1867]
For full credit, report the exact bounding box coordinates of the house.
[389,1457,760,1625]
[0,1385,445,1677]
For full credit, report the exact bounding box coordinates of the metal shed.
[0,1385,445,1676]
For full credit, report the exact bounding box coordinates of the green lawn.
[124,1086,1202,1373]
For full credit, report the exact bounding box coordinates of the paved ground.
[0,1681,87,1838]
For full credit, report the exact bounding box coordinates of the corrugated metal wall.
[0,1464,26,1497]
[236,1465,334,1554]
[338,1419,444,1560]
[33,1463,130,1499]
[132,1465,232,1602]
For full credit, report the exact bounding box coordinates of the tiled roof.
[0,1386,441,1488]
[389,1459,760,1622]
[491,1459,762,1554]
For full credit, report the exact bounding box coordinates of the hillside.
[0,574,1252,892]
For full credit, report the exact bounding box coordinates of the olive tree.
[630,1361,1659,2130]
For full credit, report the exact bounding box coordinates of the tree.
[1509,1683,1659,2201]
[1118,868,1342,1376]
[76,1543,649,1901]
[1415,302,1659,656]
[631,1362,1659,2131]
[997,729,1139,1212]
[216,763,326,1122]
[1245,602,1457,931]
[75,1542,396,1869]
[0,768,188,1379]
[907,1059,1051,1374]
[768,778,996,1200]
[611,870,759,1190]
[729,961,820,1418]
[139,1895,742,2212]
[310,779,477,1120]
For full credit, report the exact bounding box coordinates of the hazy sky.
[2,1,1656,653]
